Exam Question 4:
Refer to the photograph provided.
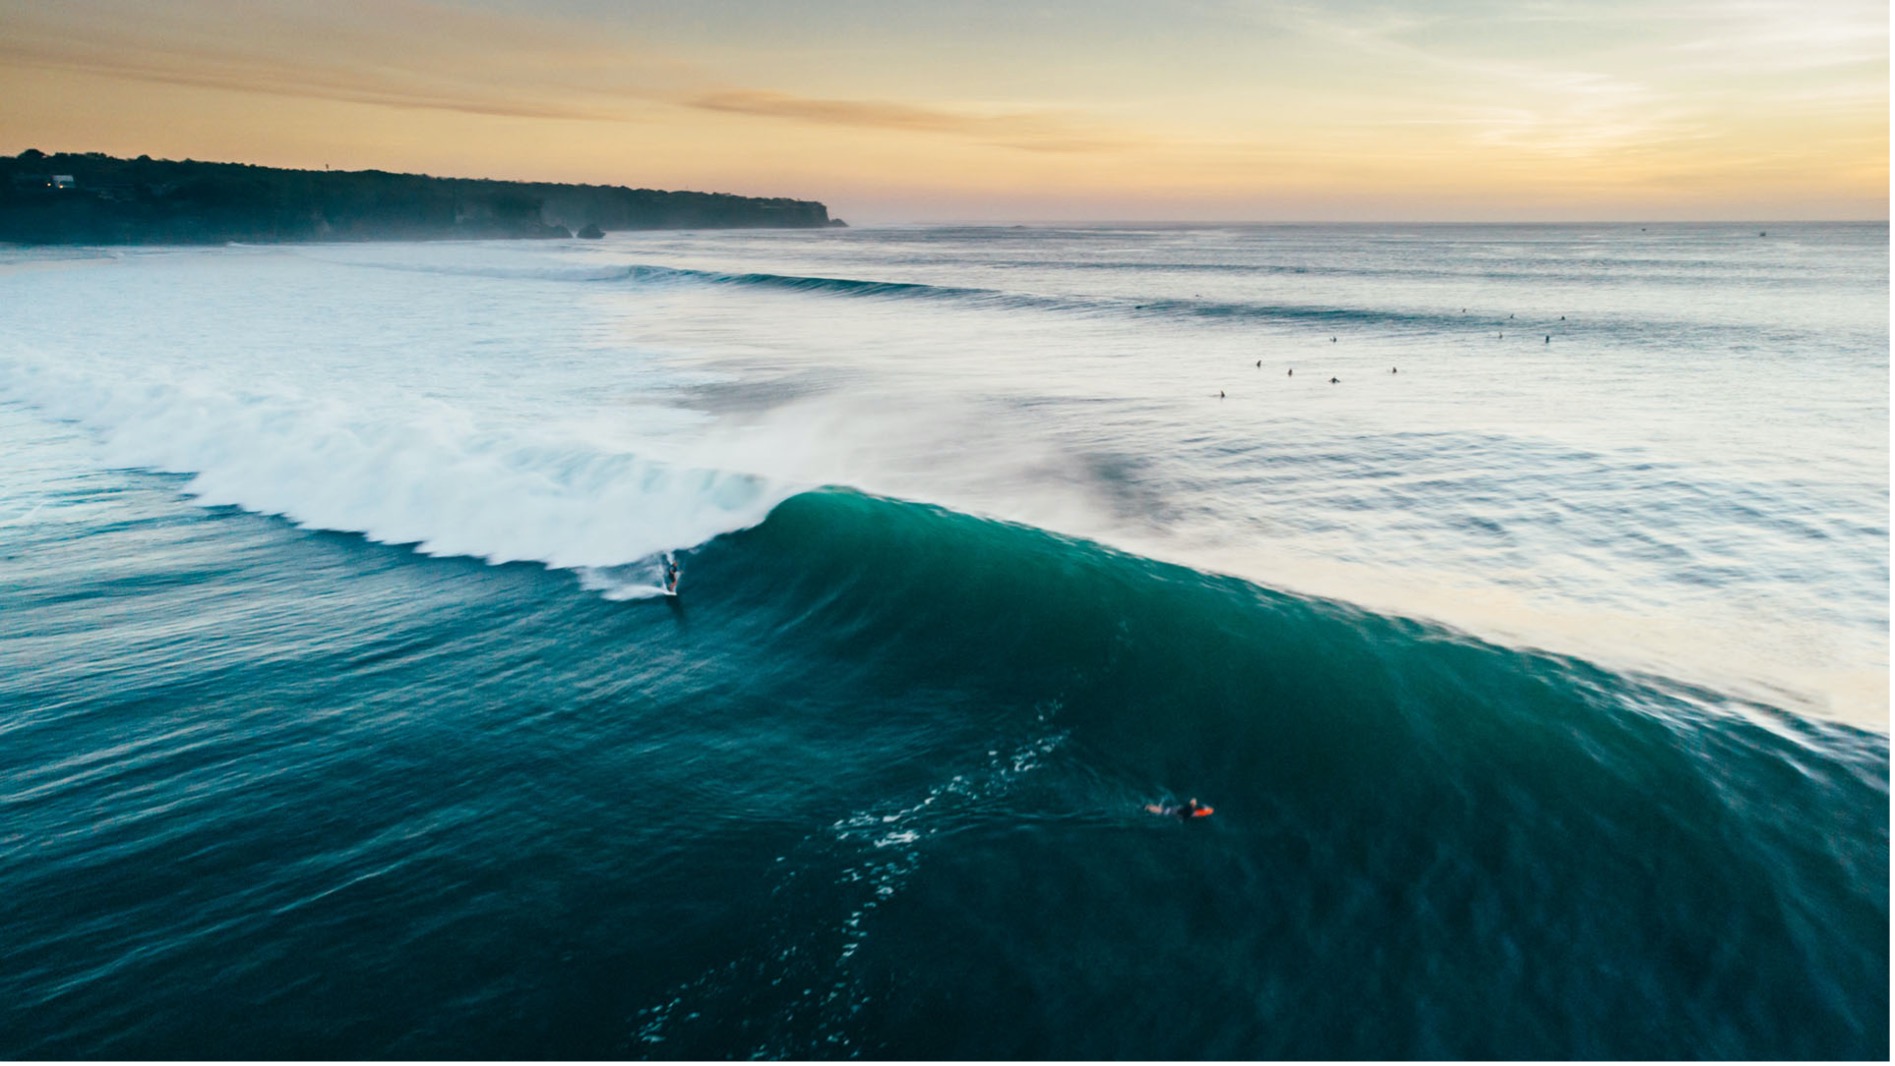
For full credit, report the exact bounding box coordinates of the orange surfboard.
[1145,804,1214,817]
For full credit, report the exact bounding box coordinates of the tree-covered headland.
[0,150,845,244]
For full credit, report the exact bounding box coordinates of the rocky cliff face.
[0,151,842,244]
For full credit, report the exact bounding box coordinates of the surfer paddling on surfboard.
[663,554,680,596]
[1146,797,1213,819]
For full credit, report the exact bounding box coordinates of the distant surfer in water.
[1146,798,1211,819]
[664,555,680,594]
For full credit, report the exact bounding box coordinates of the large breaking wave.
[617,485,1890,1057]
[0,355,793,590]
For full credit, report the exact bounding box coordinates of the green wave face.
[628,487,1889,1058]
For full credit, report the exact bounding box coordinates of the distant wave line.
[618,263,1490,330]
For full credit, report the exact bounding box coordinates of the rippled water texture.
[0,223,1886,1058]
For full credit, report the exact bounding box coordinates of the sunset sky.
[1,0,1885,222]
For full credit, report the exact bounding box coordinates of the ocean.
[0,222,1886,1058]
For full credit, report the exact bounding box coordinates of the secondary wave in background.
[317,248,1866,352]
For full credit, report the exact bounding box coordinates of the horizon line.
[9,148,1885,228]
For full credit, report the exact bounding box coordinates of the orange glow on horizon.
[0,0,1884,222]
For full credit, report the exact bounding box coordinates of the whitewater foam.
[0,354,793,573]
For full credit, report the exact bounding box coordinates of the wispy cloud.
[687,91,986,133]
[0,0,669,121]
[1660,0,1888,75]
[1220,2,1746,159]
[0,40,620,121]
[683,89,1128,152]
[1,0,1135,152]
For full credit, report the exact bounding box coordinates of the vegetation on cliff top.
[0,150,844,245]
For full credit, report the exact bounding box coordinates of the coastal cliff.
[0,150,845,244]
